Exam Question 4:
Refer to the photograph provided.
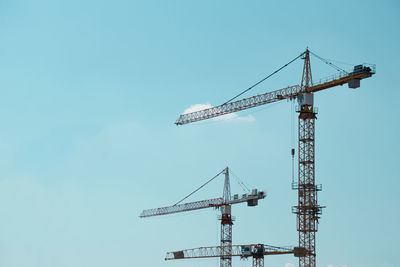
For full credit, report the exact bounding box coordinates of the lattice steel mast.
[221,168,233,267]
[292,49,324,267]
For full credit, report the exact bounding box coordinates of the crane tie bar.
[222,51,305,105]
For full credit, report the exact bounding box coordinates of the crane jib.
[175,64,375,126]
[139,190,266,218]
[165,244,303,260]
[175,85,301,125]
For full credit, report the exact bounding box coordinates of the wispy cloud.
[183,103,255,123]
[285,263,295,267]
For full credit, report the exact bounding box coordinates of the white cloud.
[183,103,213,114]
[183,103,255,123]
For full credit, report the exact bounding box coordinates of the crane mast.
[291,49,324,267]
[174,49,375,267]
[221,168,233,267]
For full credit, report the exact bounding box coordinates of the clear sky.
[0,1,399,267]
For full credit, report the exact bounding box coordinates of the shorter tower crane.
[140,167,266,267]
[165,243,307,267]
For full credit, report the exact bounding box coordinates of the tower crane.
[174,49,375,267]
[140,167,266,267]
[165,243,308,267]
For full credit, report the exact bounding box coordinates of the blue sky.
[0,1,399,267]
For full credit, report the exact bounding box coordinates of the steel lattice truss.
[165,244,297,260]
[220,170,233,267]
[176,85,300,125]
[220,214,233,267]
[139,197,223,218]
[291,50,324,267]
[293,112,323,267]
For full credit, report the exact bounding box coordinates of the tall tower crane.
[140,167,266,267]
[174,49,375,267]
[165,243,307,267]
